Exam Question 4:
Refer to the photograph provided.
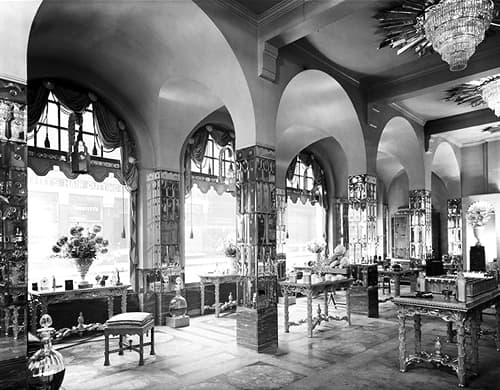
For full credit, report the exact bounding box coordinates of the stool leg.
[150,327,155,355]
[104,334,110,366]
[139,333,144,366]
[119,335,124,355]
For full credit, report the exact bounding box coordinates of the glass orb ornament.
[27,314,65,390]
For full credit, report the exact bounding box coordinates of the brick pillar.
[348,175,377,264]
[409,189,432,261]
[145,170,182,324]
[235,145,278,353]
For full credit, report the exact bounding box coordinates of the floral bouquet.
[52,224,109,288]
[222,238,238,258]
[306,239,326,254]
[466,201,495,227]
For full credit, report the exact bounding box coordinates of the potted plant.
[52,224,109,288]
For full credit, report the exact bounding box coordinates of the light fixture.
[376,0,499,72]
[423,0,494,72]
[481,77,500,116]
[445,74,500,116]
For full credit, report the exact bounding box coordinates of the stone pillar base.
[236,306,278,353]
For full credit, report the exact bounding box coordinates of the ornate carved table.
[199,274,241,318]
[393,289,500,388]
[379,268,420,297]
[279,278,353,338]
[30,285,130,333]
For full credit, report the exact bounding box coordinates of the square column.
[235,145,278,353]
[348,175,377,264]
[409,189,432,261]
[447,198,462,257]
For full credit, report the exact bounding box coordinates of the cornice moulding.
[215,0,258,26]
[259,0,304,27]
[389,102,426,126]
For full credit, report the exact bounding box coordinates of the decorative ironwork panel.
[447,198,462,257]
[409,189,432,261]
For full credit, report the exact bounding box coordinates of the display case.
[409,190,432,261]
[447,198,462,257]
[392,209,409,259]
[347,175,377,264]
[0,89,28,374]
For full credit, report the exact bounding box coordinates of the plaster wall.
[461,143,489,196]
[387,172,409,217]
[431,173,449,259]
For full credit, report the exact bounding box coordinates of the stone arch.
[276,69,366,187]
[377,116,425,191]
[430,140,461,198]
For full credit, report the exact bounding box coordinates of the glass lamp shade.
[27,314,65,390]
[423,0,494,72]
[169,293,188,317]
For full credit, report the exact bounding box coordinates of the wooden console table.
[379,268,420,297]
[279,278,353,338]
[199,274,241,318]
[30,285,130,333]
[393,289,500,387]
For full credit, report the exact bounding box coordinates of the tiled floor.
[57,287,500,390]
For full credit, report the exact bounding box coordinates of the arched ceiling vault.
[28,0,256,169]
[276,69,366,188]
[431,141,461,198]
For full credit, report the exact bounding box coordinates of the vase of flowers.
[52,224,109,288]
[306,239,326,265]
[222,238,239,275]
[466,201,495,246]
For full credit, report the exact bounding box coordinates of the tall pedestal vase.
[74,258,94,289]
[472,225,484,246]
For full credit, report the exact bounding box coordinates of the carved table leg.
[414,314,421,355]
[107,296,114,319]
[104,333,110,366]
[139,333,144,366]
[394,274,401,297]
[200,281,205,315]
[324,288,329,317]
[121,290,127,313]
[215,280,220,318]
[496,301,500,352]
[398,311,407,372]
[470,311,480,375]
[456,317,467,388]
[119,335,124,355]
[284,291,289,333]
[150,327,155,355]
[346,285,351,326]
[447,321,454,343]
[307,289,313,338]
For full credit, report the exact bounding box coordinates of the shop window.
[28,168,130,286]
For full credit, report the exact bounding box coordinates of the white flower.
[466,201,495,227]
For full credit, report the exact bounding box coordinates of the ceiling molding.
[259,0,304,26]
[389,102,426,126]
[425,108,499,135]
[367,43,500,104]
[215,0,259,26]
[288,41,360,86]
[0,73,26,86]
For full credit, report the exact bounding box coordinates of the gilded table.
[279,278,353,338]
[199,274,241,318]
[30,285,130,333]
[393,289,500,387]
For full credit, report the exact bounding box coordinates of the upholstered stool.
[104,312,155,366]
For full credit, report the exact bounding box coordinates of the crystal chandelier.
[482,78,500,116]
[423,0,494,72]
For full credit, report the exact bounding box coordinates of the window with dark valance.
[286,151,327,207]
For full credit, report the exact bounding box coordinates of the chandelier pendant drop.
[481,77,500,116]
[423,0,494,72]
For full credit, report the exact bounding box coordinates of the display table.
[279,278,353,338]
[393,289,500,387]
[199,274,241,318]
[378,268,420,297]
[30,285,130,333]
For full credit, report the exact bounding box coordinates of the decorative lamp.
[423,0,494,72]
[165,277,189,328]
[71,127,90,174]
[481,77,500,116]
[27,314,65,390]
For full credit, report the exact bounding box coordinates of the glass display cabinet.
[447,198,462,257]
[409,190,432,261]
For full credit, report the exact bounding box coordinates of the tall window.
[184,127,235,283]
[285,154,326,269]
[28,93,130,286]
